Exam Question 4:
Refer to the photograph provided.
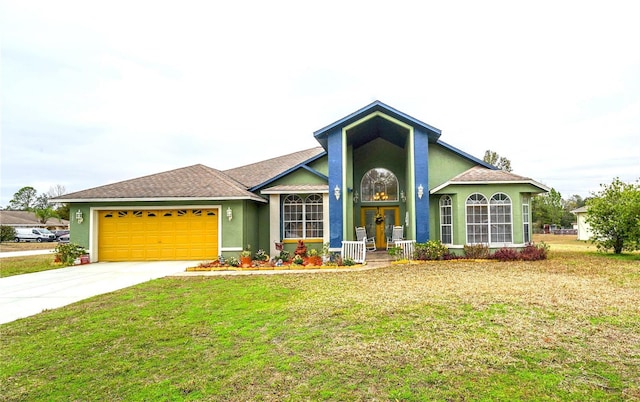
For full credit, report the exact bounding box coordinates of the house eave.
[56,196,268,204]
[249,151,328,192]
[430,180,551,194]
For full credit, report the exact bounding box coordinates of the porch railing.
[394,240,416,260]
[341,240,366,263]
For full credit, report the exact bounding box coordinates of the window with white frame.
[440,195,453,244]
[283,194,323,239]
[490,193,512,243]
[522,197,530,243]
[466,193,489,243]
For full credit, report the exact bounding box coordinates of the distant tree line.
[3,185,69,222]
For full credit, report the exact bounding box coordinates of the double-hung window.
[466,193,513,244]
[283,194,323,239]
[440,195,453,244]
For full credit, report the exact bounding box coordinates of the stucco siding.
[428,144,477,190]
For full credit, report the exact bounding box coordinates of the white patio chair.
[386,226,404,250]
[355,226,376,251]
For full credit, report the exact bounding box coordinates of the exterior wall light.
[334,185,341,201]
[400,190,407,203]
[417,184,424,199]
[226,207,233,221]
[75,209,84,224]
[353,191,359,204]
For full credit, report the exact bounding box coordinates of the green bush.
[1,225,17,242]
[54,243,87,266]
[414,240,448,260]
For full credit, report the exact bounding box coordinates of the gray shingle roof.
[0,210,69,227]
[54,164,266,202]
[224,147,325,189]
[430,165,550,193]
[450,165,536,182]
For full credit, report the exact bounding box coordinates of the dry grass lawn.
[1,234,639,400]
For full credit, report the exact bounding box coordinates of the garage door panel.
[98,209,218,261]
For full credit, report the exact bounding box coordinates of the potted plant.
[240,247,252,267]
[308,248,322,266]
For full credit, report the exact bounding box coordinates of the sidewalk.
[0,249,55,258]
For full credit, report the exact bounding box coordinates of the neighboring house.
[571,206,593,241]
[53,101,549,262]
[0,210,69,230]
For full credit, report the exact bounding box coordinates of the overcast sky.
[1,1,638,207]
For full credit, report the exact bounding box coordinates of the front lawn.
[0,254,58,277]
[1,240,639,400]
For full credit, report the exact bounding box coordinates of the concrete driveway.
[0,261,192,324]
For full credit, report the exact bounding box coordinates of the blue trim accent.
[299,165,328,180]
[327,128,343,249]
[314,100,441,149]
[414,128,430,242]
[249,151,328,192]
[436,140,497,170]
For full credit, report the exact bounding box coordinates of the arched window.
[283,194,324,239]
[440,195,453,244]
[360,168,398,202]
[490,193,512,243]
[466,193,488,243]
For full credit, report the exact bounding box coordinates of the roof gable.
[224,147,326,189]
[313,100,442,149]
[54,164,266,202]
[430,165,550,194]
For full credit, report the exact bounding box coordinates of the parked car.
[58,234,70,243]
[53,230,70,240]
[14,227,56,242]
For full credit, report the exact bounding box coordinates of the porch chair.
[386,226,404,250]
[355,226,376,251]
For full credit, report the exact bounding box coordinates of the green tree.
[532,188,564,229]
[47,185,70,220]
[483,150,512,172]
[586,178,640,254]
[9,186,38,210]
[1,225,17,242]
[34,207,59,225]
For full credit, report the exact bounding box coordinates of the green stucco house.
[55,101,549,262]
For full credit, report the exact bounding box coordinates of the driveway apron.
[0,261,191,324]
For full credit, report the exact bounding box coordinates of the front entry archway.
[361,206,400,249]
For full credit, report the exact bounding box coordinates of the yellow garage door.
[98,209,218,261]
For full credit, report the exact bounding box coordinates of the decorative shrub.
[387,246,403,260]
[463,243,490,259]
[279,250,291,261]
[342,257,355,266]
[227,256,240,267]
[1,225,16,242]
[292,254,304,265]
[254,249,269,261]
[414,240,449,260]
[54,243,87,266]
[520,242,549,261]
[492,247,520,262]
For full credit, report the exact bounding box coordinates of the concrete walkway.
[0,261,191,324]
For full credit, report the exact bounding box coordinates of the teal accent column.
[327,128,343,248]
[414,129,429,242]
